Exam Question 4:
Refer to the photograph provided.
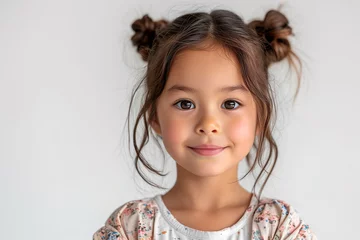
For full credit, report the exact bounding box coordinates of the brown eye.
[222,100,241,109]
[173,99,241,110]
[174,100,195,110]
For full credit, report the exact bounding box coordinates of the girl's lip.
[189,147,225,156]
[190,144,224,149]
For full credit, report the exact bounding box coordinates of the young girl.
[93,6,318,240]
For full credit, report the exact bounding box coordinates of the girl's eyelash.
[173,99,243,110]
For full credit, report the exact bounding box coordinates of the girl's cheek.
[163,117,187,144]
[161,118,189,157]
[229,117,256,141]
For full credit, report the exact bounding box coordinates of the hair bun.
[131,14,168,61]
[248,10,293,66]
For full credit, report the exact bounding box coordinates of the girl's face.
[151,42,258,177]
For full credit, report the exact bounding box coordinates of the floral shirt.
[93,194,317,240]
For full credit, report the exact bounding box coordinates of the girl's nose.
[195,115,221,135]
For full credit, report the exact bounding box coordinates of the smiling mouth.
[188,147,225,156]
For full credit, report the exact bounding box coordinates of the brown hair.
[126,7,302,200]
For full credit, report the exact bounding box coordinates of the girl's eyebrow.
[166,84,248,93]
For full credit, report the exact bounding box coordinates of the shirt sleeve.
[92,203,130,240]
[252,199,318,240]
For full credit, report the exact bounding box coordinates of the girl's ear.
[149,108,162,136]
[150,118,162,136]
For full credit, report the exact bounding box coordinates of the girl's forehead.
[172,42,238,65]
[166,45,245,89]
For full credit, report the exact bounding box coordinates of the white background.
[1,0,359,239]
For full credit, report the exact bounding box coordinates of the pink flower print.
[287,221,297,232]
[254,210,270,223]
[268,214,279,224]
[123,207,134,216]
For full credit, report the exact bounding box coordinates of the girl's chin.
[177,163,235,178]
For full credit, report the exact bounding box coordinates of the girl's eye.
[222,100,241,109]
[173,100,242,110]
[174,100,195,110]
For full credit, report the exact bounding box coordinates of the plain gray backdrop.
[1,0,359,239]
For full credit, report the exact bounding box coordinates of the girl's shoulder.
[252,197,317,240]
[93,196,159,240]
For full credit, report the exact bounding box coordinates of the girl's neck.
[162,164,252,212]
